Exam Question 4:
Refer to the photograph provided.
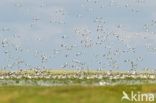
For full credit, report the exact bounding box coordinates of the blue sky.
[0,0,156,71]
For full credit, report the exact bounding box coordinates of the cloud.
[114,28,156,46]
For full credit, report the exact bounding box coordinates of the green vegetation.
[0,84,156,103]
[0,70,156,103]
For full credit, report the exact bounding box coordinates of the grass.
[0,84,156,103]
[0,70,156,103]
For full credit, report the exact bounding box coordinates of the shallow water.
[0,79,156,86]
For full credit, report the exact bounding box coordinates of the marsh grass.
[0,84,155,103]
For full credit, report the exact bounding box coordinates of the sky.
[0,0,156,71]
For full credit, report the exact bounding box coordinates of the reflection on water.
[0,79,156,86]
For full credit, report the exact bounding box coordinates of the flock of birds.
[0,69,156,80]
[0,0,156,75]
